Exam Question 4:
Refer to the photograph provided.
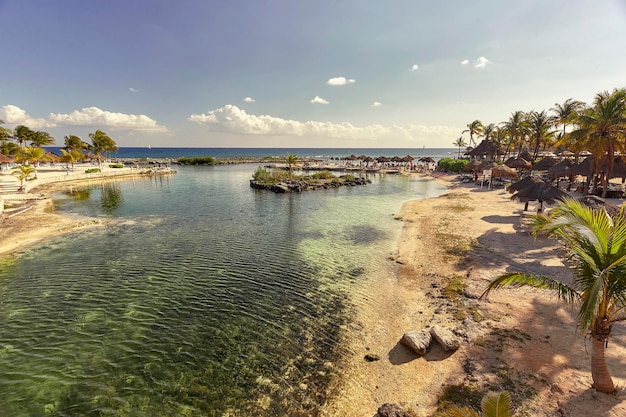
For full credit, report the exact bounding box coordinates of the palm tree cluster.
[458,89,626,186]
[0,122,118,169]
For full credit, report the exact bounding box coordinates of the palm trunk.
[590,321,615,393]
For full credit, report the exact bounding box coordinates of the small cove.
[0,164,447,416]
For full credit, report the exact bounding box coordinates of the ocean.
[0,162,448,416]
[44,147,458,160]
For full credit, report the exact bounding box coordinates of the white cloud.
[474,56,490,68]
[0,104,54,129]
[326,77,355,86]
[188,105,458,142]
[49,107,168,132]
[411,64,419,72]
[461,59,469,65]
[309,96,330,105]
[129,87,138,93]
[371,101,382,107]
[243,97,255,103]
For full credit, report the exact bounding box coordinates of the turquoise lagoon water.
[0,164,447,416]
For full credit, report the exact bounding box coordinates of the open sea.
[0,150,449,416]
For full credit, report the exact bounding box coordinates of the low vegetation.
[438,157,469,173]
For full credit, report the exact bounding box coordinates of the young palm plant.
[444,391,511,417]
[482,198,626,393]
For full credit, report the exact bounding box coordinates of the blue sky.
[1,0,625,148]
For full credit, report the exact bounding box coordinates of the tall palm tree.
[502,111,529,158]
[64,134,89,152]
[453,137,467,159]
[88,130,118,169]
[14,125,33,148]
[463,120,484,147]
[29,130,55,148]
[569,88,626,198]
[528,110,556,161]
[483,198,626,393]
[551,98,585,138]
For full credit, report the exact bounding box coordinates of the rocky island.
[249,166,370,193]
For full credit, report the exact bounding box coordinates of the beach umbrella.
[45,151,60,162]
[578,195,620,217]
[346,154,358,160]
[507,175,543,194]
[0,153,14,164]
[505,157,531,170]
[547,159,574,179]
[419,157,435,163]
[567,156,595,176]
[510,180,568,212]
[490,164,518,178]
[474,161,497,173]
[377,156,390,163]
[531,156,559,171]
[518,150,533,162]
[358,154,368,160]
[463,159,482,172]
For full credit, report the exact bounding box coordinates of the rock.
[400,330,431,355]
[364,354,380,362]
[430,325,460,351]
[377,403,411,417]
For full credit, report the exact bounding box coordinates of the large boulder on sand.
[377,403,412,417]
[400,330,431,355]
[430,325,460,352]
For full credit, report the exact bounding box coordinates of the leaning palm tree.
[551,98,585,139]
[444,391,511,417]
[463,120,484,148]
[58,149,86,171]
[483,198,626,393]
[14,124,33,148]
[88,130,118,169]
[453,137,467,159]
[29,130,55,148]
[528,110,556,161]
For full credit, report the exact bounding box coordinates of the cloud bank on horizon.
[188,105,458,143]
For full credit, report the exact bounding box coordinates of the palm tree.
[482,198,626,393]
[15,146,50,177]
[528,110,556,161]
[285,153,298,179]
[29,130,55,148]
[463,120,484,147]
[551,98,585,138]
[14,125,33,148]
[64,134,89,152]
[502,111,529,158]
[569,88,626,198]
[11,164,37,188]
[444,391,511,417]
[453,137,467,159]
[58,149,85,171]
[88,130,118,169]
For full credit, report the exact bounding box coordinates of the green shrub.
[85,168,101,174]
[177,156,217,165]
[252,167,289,185]
[311,170,335,180]
[340,174,356,181]
[108,164,125,168]
[438,157,469,173]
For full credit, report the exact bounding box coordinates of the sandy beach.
[323,174,626,417]
[2,170,626,416]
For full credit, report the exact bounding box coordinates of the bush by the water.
[438,157,469,173]
[177,156,217,165]
[311,170,335,180]
[252,167,290,185]
[85,168,101,173]
[108,164,125,168]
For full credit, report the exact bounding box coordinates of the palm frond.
[481,391,511,417]
[443,406,480,417]
[482,273,580,305]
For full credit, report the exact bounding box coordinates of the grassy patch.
[447,205,474,212]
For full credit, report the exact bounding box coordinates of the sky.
[1,0,626,149]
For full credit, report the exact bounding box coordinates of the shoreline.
[323,173,626,417]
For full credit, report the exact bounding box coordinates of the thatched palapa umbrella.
[547,159,574,179]
[463,159,482,172]
[531,156,559,171]
[490,164,518,178]
[505,157,532,170]
[510,179,568,212]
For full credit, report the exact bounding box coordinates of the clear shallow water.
[0,165,446,416]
